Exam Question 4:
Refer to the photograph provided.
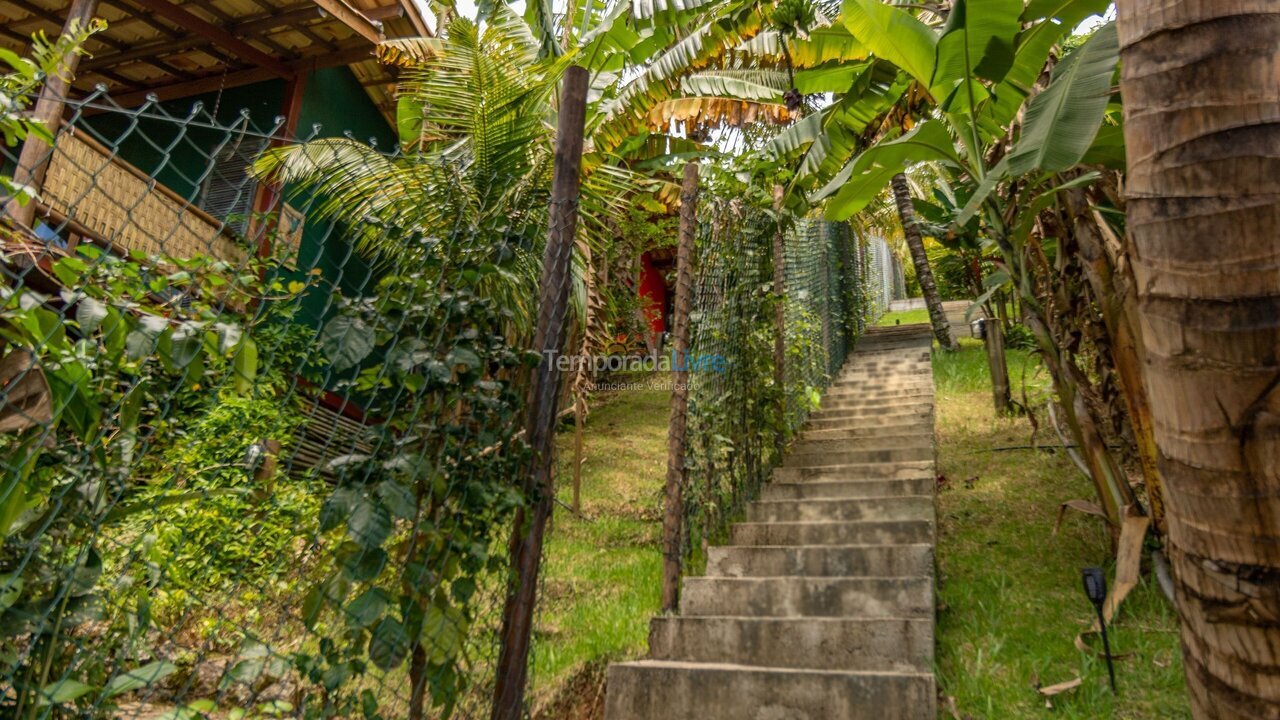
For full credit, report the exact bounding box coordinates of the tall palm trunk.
[1117,3,1279,717]
[890,173,954,349]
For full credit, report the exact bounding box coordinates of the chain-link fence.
[0,92,550,719]
[1,82,899,718]
[679,183,889,567]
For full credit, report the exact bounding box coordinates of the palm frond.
[680,69,788,101]
[377,36,445,66]
[647,96,792,134]
[594,0,764,152]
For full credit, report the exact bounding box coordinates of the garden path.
[603,324,938,719]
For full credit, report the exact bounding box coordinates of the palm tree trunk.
[1116,3,1280,717]
[890,173,954,349]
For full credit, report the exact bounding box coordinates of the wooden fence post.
[771,185,787,455]
[985,313,1011,413]
[490,65,588,720]
[4,0,99,227]
[660,161,699,613]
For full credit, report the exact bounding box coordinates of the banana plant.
[775,0,1143,533]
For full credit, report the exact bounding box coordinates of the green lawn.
[934,339,1187,718]
[877,307,931,326]
[531,380,669,714]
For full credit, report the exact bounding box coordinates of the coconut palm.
[254,11,638,331]
[255,0,783,332]
[1115,2,1280,717]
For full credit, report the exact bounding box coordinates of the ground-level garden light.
[1082,566,1117,693]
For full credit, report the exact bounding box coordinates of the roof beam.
[365,5,403,21]
[237,4,325,35]
[80,4,328,73]
[312,0,384,44]
[96,44,374,108]
[182,0,302,60]
[5,0,197,80]
[126,0,295,77]
[398,0,433,36]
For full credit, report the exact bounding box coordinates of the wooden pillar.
[771,185,787,455]
[660,161,699,613]
[251,73,307,260]
[985,313,1011,414]
[490,65,588,720]
[5,0,100,227]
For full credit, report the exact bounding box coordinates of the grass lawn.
[877,307,931,326]
[934,339,1188,718]
[530,378,669,715]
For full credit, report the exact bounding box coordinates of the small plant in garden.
[291,268,533,719]
[0,245,313,717]
[135,395,318,595]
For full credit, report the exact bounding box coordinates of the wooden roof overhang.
[0,0,432,122]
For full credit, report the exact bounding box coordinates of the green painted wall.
[79,67,396,328]
[286,67,396,328]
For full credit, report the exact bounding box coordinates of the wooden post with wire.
[771,184,787,457]
[660,161,699,613]
[572,388,585,513]
[4,0,99,227]
[490,65,588,720]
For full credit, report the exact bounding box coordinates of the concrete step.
[808,409,932,426]
[603,324,939,720]
[830,375,931,385]
[774,461,935,481]
[731,519,934,546]
[705,544,934,578]
[746,496,934,523]
[819,399,934,412]
[848,343,931,354]
[604,661,936,720]
[679,576,933,618]
[648,616,933,672]
[761,477,934,500]
[804,417,930,432]
[824,387,934,399]
[805,415,930,430]
[784,446,933,465]
[813,400,933,414]
[825,385,933,396]
[838,366,931,380]
[799,425,933,441]
[824,385,934,397]
[791,435,934,452]
[820,397,934,410]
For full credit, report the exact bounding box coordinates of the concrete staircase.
[604,324,938,720]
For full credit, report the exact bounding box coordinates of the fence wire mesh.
[0,93,544,720]
[680,183,891,567]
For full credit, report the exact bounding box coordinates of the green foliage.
[1005,22,1120,174]
[138,396,318,593]
[295,270,530,718]
[0,245,313,718]
[841,0,937,89]
[1002,321,1037,351]
[822,120,961,219]
[681,166,867,571]
[932,0,1022,117]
